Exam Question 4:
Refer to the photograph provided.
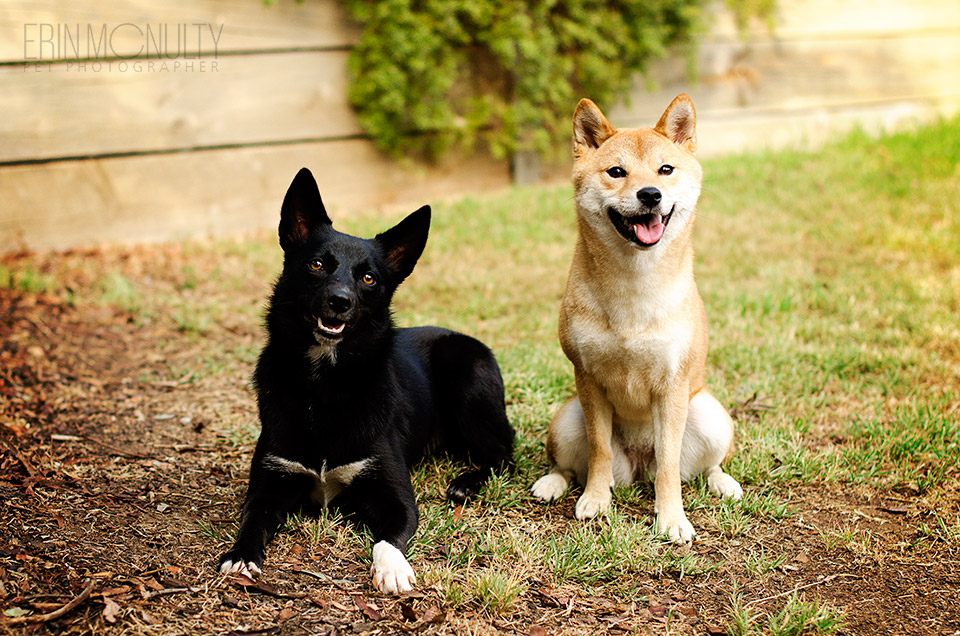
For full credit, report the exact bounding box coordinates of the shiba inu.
[531,95,743,542]
[217,168,515,593]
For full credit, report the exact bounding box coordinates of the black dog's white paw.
[371,541,416,594]
[218,558,262,577]
[217,548,263,578]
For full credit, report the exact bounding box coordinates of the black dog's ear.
[279,168,332,250]
[375,206,431,283]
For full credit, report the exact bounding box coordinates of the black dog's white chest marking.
[262,454,371,506]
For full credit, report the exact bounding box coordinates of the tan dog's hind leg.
[652,383,696,543]
[574,374,616,520]
[681,390,743,500]
[532,397,635,503]
[531,398,583,501]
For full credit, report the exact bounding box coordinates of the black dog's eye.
[308,258,323,271]
[606,166,627,178]
[361,272,376,286]
[659,164,674,176]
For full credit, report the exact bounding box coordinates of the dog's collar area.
[607,204,675,248]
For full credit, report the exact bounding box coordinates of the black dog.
[217,168,514,594]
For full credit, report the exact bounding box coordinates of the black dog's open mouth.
[316,316,349,339]
[608,205,675,247]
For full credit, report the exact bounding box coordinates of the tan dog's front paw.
[657,512,695,543]
[574,490,611,520]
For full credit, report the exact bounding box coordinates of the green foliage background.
[344,0,770,160]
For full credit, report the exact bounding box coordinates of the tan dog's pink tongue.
[633,216,665,244]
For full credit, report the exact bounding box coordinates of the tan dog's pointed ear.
[573,99,616,156]
[655,94,697,154]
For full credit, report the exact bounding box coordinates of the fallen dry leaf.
[354,595,381,621]
[881,506,909,515]
[141,578,164,592]
[3,608,30,618]
[230,575,305,599]
[677,605,697,618]
[400,601,418,621]
[103,597,121,623]
[231,572,257,586]
[535,587,570,607]
[421,605,446,624]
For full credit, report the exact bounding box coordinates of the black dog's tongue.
[632,213,665,245]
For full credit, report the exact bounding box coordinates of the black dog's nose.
[637,187,662,208]
[327,293,353,313]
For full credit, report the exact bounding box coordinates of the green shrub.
[344,0,769,160]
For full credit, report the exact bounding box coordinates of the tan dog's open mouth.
[607,205,674,247]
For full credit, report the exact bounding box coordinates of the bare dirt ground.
[2,250,960,636]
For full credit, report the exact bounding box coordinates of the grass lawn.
[2,117,959,635]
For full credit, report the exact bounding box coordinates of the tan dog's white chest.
[566,309,693,419]
[562,264,697,415]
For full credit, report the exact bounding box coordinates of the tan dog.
[531,95,743,542]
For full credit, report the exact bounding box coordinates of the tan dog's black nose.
[637,187,662,208]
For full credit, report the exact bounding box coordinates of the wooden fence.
[2,0,959,252]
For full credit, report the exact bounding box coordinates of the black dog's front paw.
[446,469,490,503]
[447,461,515,503]
[217,546,264,577]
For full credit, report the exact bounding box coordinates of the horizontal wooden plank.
[5,0,957,64]
[694,93,960,159]
[5,95,955,254]
[0,0,358,63]
[1,51,363,163]
[0,140,510,253]
[708,0,960,40]
[6,29,960,164]
[608,33,960,127]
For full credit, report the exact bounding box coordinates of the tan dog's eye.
[362,273,376,286]
[606,166,626,178]
[309,258,324,271]
[659,164,674,176]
